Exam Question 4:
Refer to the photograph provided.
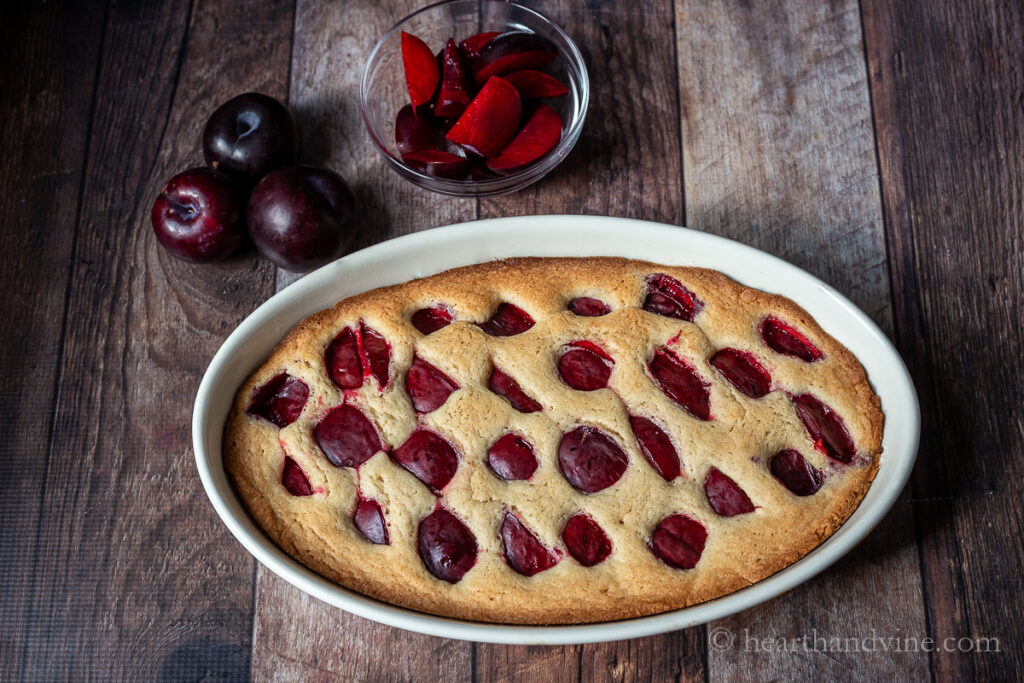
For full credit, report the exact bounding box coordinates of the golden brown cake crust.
[223,257,883,624]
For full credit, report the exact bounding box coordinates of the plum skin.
[247,165,358,273]
[202,92,299,182]
[150,167,246,263]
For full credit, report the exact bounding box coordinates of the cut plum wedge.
[791,394,856,463]
[761,316,823,362]
[629,415,681,481]
[360,323,390,388]
[709,348,771,398]
[568,296,611,316]
[418,506,478,583]
[411,305,454,334]
[704,467,755,517]
[326,324,390,390]
[471,32,558,84]
[557,340,613,391]
[445,76,521,158]
[354,497,389,544]
[247,373,309,427]
[403,149,467,180]
[325,327,363,389]
[391,428,459,493]
[488,367,542,413]
[478,302,534,336]
[487,104,562,172]
[487,433,538,481]
[406,356,459,413]
[770,449,824,496]
[315,404,384,468]
[562,513,612,567]
[648,347,712,421]
[503,69,569,99]
[558,426,628,493]
[643,274,703,322]
[281,456,313,496]
[501,512,560,576]
[650,513,707,570]
[459,31,500,59]
[401,31,439,112]
[434,39,473,119]
[395,104,443,156]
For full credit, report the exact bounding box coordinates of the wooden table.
[2,0,1021,680]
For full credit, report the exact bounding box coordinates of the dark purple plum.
[150,167,246,263]
[203,92,299,182]
[247,165,358,272]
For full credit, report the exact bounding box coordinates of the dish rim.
[192,214,919,645]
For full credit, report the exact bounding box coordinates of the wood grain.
[863,0,1024,679]
[0,1,106,679]
[251,1,476,679]
[675,0,929,678]
[18,0,291,677]
[478,3,703,680]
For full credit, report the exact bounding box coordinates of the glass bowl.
[360,0,589,197]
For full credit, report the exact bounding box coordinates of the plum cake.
[223,257,883,624]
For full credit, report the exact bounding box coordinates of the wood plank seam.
[138,0,199,198]
[285,0,298,108]
[17,0,113,672]
[853,2,938,673]
[859,2,985,680]
[851,5,946,683]
[670,0,688,225]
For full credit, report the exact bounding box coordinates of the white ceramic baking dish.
[192,215,919,645]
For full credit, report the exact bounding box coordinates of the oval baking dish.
[193,215,918,645]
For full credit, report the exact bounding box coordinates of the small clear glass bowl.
[360,0,589,197]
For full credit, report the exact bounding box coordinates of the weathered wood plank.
[862,0,1024,679]
[252,1,476,679]
[477,3,703,680]
[675,0,929,679]
[473,643,579,683]
[20,0,292,677]
[253,571,473,683]
[0,1,106,679]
